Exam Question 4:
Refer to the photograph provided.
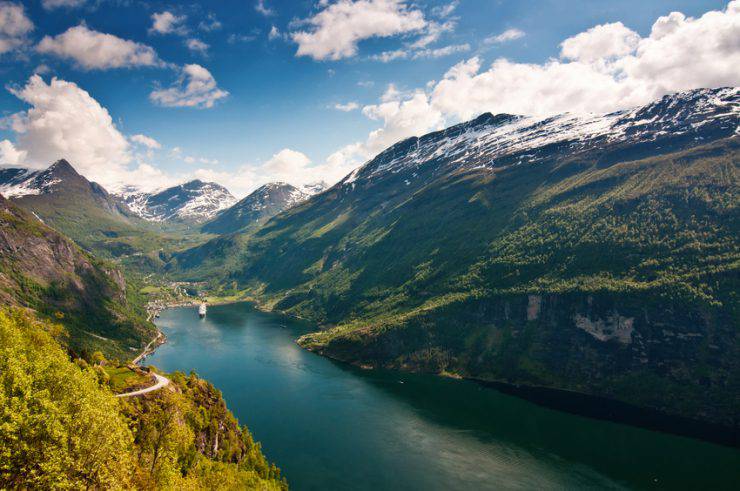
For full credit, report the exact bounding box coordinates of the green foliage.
[0,309,135,489]
[0,309,287,489]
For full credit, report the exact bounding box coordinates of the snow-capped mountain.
[118,180,236,223]
[202,182,312,234]
[341,87,739,189]
[0,159,128,217]
[0,159,78,198]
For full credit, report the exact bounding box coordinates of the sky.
[0,0,737,197]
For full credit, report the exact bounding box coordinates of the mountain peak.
[45,159,80,178]
[118,179,236,223]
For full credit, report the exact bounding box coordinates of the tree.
[0,309,136,489]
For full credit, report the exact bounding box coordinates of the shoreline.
[145,298,740,449]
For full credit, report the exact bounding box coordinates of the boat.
[198,303,207,318]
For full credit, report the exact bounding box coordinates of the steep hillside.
[0,309,286,490]
[202,182,310,235]
[119,180,236,223]
[0,194,154,358]
[171,88,739,426]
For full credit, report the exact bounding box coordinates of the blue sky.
[0,0,736,196]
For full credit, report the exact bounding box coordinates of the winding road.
[115,373,170,398]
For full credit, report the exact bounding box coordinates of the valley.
[1,87,738,488]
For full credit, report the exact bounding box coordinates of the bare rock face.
[574,313,634,344]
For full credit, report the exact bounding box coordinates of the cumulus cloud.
[130,134,161,149]
[291,0,427,60]
[0,139,26,166]
[484,28,525,44]
[41,0,86,9]
[37,25,162,70]
[0,1,33,55]
[1,75,131,185]
[327,1,740,174]
[560,22,638,62]
[186,38,209,55]
[149,64,228,109]
[150,11,187,36]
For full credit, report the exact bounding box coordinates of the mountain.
[171,87,739,426]
[0,160,193,272]
[201,181,314,235]
[119,180,236,223]
[0,159,129,216]
[0,194,154,358]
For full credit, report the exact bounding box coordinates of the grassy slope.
[173,138,739,425]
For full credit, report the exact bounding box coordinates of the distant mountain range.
[170,87,739,427]
[202,181,326,234]
[118,180,236,223]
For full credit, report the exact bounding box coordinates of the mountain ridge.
[201,180,328,235]
[117,179,237,223]
[169,87,740,426]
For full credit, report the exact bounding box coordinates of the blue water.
[148,302,740,490]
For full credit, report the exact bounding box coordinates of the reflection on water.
[149,302,740,491]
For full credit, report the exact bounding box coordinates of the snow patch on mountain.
[343,87,739,186]
[117,180,236,223]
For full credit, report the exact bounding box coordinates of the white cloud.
[130,134,161,149]
[484,28,525,44]
[326,1,740,174]
[413,43,469,59]
[334,101,360,111]
[2,75,131,185]
[268,25,282,41]
[560,22,638,62]
[432,2,458,19]
[150,11,187,36]
[371,42,469,62]
[0,1,33,55]
[409,19,454,49]
[37,25,162,70]
[370,49,408,62]
[149,64,228,109]
[0,139,27,166]
[291,0,427,60]
[190,148,356,198]
[186,38,209,55]
[256,0,275,16]
[41,0,85,9]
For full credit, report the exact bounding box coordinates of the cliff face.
[304,289,738,426]
[0,194,153,358]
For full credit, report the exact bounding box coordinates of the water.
[148,303,739,490]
